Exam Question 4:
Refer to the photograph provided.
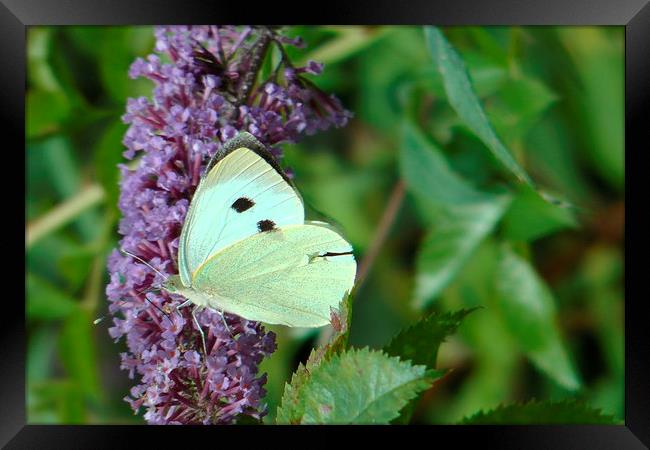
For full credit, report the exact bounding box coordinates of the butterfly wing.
[191,224,356,327]
[178,146,304,286]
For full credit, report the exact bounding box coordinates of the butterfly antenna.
[120,249,169,281]
[132,285,173,325]
[143,296,173,325]
[92,298,130,325]
[93,292,173,326]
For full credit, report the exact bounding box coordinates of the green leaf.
[57,246,96,292]
[400,122,512,307]
[461,399,618,424]
[414,200,511,307]
[383,308,477,424]
[495,246,581,390]
[29,380,85,424]
[27,273,79,321]
[357,27,430,133]
[302,26,392,66]
[384,308,477,369]
[276,293,353,423]
[487,76,558,143]
[30,137,102,243]
[400,121,496,206]
[59,309,101,402]
[502,184,579,242]
[424,26,532,186]
[433,240,520,423]
[98,27,155,102]
[28,325,59,383]
[557,28,623,191]
[280,348,439,424]
[526,115,593,204]
[27,28,61,92]
[27,89,71,139]
[94,119,128,212]
[411,55,508,100]
[27,235,70,283]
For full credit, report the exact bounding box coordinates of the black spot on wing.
[257,219,276,232]
[231,197,255,213]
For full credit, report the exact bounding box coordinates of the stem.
[236,28,273,107]
[355,179,406,291]
[26,184,105,249]
[317,179,407,347]
[81,210,117,314]
[299,26,390,66]
[212,25,228,65]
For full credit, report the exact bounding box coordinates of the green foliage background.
[26,26,624,424]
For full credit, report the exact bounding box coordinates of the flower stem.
[26,183,105,249]
[237,27,273,107]
[355,179,406,291]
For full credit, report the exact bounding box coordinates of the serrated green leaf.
[495,246,581,390]
[432,240,521,423]
[384,308,478,369]
[502,184,578,242]
[276,360,312,424]
[27,273,79,321]
[424,26,532,186]
[383,308,476,424]
[276,293,353,423]
[281,348,438,424]
[461,399,618,424]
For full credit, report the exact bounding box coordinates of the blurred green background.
[25,26,623,424]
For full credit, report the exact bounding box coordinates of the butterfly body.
[162,132,356,328]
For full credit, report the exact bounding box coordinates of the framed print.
[10,0,647,447]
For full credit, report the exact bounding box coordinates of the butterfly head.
[161,275,183,294]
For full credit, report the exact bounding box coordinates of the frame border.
[11,0,645,447]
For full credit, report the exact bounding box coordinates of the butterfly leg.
[216,309,233,337]
[191,306,208,356]
[177,299,192,310]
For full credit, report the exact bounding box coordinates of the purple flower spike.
[106,26,350,424]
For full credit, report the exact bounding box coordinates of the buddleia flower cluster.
[105,25,351,424]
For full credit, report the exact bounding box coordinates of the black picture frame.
[10,0,646,447]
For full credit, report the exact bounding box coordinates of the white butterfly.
[160,132,356,346]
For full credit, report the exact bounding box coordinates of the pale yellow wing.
[192,223,356,327]
[178,146,304,286]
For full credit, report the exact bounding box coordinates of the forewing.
[192,224,356,327]
[178,147,304,285]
